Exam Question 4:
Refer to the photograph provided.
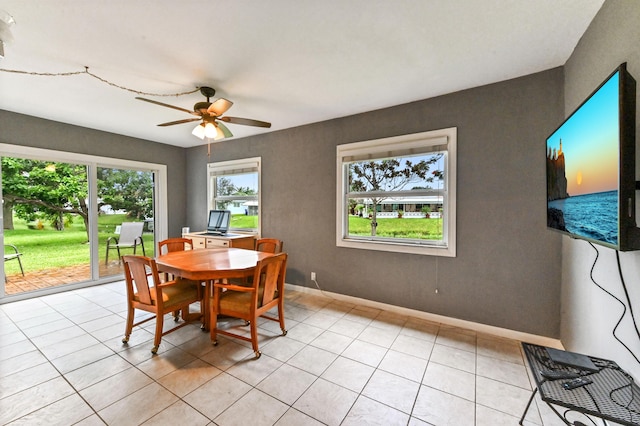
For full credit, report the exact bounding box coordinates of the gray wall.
[0,110,188,236]
[561,0,640,380]
[187,68,565,337]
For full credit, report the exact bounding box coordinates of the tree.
[213,177,235,209]
[213,177,257,209]
[97,168,153,220]
[2,158,89,233]
[2,160,154,241]
[349,155,443,235]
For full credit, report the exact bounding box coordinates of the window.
[336,128,456,256]
[208,157,261,234]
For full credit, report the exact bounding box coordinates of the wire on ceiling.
[0,65,200,97]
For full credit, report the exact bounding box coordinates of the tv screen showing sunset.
[546,70,620,246]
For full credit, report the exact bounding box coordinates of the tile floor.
[0,282,572,425]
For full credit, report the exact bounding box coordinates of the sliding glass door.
[97,166,155,279]
[0,145,167,300]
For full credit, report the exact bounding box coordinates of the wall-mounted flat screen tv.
[547,62,639,251]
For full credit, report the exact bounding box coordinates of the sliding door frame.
[0,144,168,302]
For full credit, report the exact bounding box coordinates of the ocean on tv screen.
[548,190,618,246]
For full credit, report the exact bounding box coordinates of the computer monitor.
[207,210,231,235]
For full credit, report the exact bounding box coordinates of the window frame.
[336,128,457,257]
[207,157,261,235]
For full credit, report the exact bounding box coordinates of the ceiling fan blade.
[216,121,234,138]
[207,98,233,116]
[136,97,199,115]
[219,116,272,128]
[157,118,201,127]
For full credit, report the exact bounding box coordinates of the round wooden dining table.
[155,247,274,329]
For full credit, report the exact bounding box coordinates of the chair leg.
[250,318,261,358]
[16,255,24,276]
[209,290,218,345]
[278,299,287,336]
[152,313,164,354]
[122,305,135,343]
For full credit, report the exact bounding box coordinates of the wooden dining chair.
[121,255,202,354]
[255,238,283,254]
[158,237,193,255]
[158,237,199,321]
[232,237,284,288]
[210,252,288,359]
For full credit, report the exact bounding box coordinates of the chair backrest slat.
[158,238,192,255]
[254,253,287,306]
[123,255,157,305]
[255,238,283,254]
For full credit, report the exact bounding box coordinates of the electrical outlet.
[311,272,316,280]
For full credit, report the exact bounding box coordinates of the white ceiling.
[0,1,604,148]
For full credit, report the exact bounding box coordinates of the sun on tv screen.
[546,63,639,251]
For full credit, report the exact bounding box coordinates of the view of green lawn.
[3,214,155,275]
[348,216,443,240]
[3,213,438,275]
[230,214,257,229]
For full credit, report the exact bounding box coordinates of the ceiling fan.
[136,86,271,141]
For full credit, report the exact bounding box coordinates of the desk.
[156,248,273,328]
[182,231,255,250]
[521,343,640,425]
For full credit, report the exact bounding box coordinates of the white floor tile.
[274,408,325,426]
[214,388,289,426]
[476,375,541,423]
[98,382,178,425]
[341,339,388,367]
[429,342,477,373]
[182,372,251,420]
[362,369,421,414]
[256,363,317,405]
[413,384,476,426]
[321,356,375,392]
[423,361,476,401]
[293,378,358,426]
[2,283,560,426]
[342,395,410,426]
[287,345,337,376]
[378,349,428,383]
[141,400,210,426]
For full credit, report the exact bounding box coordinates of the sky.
[547,70,619,197]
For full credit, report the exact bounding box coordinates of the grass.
[230,214,258,229]
[3,213,438,275]
[348,216,443,240]
[4,214,155,274]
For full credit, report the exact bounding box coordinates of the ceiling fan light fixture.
[136,87,269,143]
[192,123,206,139]
[204,122,225,140]
[214,124,225,140]
[204,122,217,139]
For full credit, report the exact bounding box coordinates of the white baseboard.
[285,283,563,349]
